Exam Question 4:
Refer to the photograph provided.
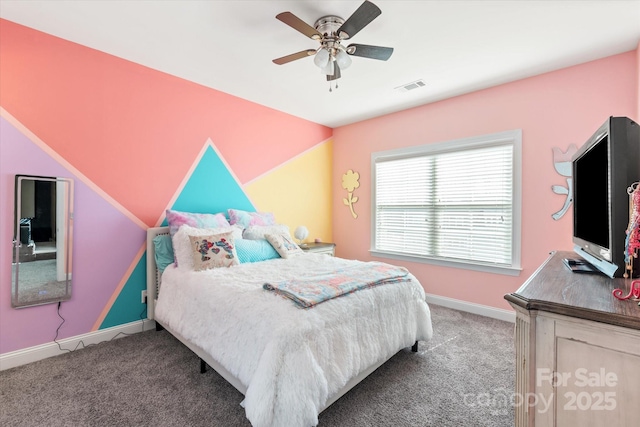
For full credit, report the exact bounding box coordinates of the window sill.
[369,250,522,277]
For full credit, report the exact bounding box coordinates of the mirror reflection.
[12,175,74,308]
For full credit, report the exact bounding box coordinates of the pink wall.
[332,49,639,310]
[0,19,331,228]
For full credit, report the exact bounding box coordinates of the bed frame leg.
[155,322,164,332]
[411,341,419,352]
[200,358,207,374]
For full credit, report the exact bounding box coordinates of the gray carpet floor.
[0,304,514,426]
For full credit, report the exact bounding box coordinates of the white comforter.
[155,253,433,427]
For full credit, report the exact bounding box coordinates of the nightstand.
[300,242,336,256]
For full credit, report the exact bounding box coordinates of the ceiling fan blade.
[337,0,382,40]
[346,44,393,61]
[327,63,341,81]
[276,12,322,40]
[273,49,317,65]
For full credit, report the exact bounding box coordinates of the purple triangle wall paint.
[0,117,145,354]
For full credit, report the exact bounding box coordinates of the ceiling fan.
[272,0,393,88]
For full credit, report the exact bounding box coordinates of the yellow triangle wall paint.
[245,140,333,244]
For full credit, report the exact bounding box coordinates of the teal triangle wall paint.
[167,144,255,216]
[99,143,254,329]
[99,253,147,329]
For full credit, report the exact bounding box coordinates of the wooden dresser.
[505,251,640,427]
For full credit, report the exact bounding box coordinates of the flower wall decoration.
[342,169,360,219]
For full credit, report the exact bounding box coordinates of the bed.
[146,225,433,427]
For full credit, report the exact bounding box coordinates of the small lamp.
[294,226,309,247]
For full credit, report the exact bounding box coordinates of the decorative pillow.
[189,231,238,271]
[227,209,276,228]
[243,224,290,240]
[152,234,174,273]
[228,224,245,240]
[265,233,305,259]
[166,209,230,237]
[173,225,236,269]
[235,238,281,263]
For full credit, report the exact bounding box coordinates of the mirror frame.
[12,175,74,308]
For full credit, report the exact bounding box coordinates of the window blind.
[374,142,515,267]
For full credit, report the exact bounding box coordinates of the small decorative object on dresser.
[300,242,336,256]
[294,225,309,247]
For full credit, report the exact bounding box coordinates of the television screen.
[571,116,640,278]
[573,134,609,250]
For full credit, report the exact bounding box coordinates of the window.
[371,130,521,275]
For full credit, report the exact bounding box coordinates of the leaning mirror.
[12,175,74,308]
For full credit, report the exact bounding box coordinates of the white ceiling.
[1,1,639,128]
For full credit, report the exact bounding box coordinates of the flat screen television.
[571,116,640,278]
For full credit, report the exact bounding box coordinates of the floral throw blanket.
[263,262,410,308]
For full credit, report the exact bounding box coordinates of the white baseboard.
[0,319,156,371]
[425,293,516,323]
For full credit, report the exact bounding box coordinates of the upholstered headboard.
[146,226,170,320]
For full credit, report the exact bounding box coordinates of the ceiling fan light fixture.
[321,59,335,75]
[273,1,391,89]
[335,49,352,70]
[314,47,330,68]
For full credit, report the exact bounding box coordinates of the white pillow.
[243,224,290,240]
[265,232,304,259]
[173,224,239,269]
[228,224,245,240]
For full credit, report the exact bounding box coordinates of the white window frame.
[370,130,522,276]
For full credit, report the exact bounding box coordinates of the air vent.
[395,79,426,93]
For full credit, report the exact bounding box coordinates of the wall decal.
[342,169,360,219]
[551,144,578,220]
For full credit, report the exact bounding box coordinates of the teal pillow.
[235,238,280,263]
[153,234,174,272]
